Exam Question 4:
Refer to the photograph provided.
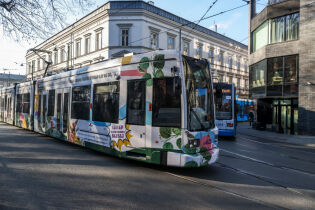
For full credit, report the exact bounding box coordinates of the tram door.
[125,80,146,148]
[56,88,70,137]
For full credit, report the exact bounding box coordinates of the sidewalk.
[237,122,315,148]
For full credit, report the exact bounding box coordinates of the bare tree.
[0,0,94,42]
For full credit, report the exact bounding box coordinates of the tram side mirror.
[173,77,181,94]
[171,66,179,76]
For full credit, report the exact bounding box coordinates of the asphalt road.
[0,122,314,210]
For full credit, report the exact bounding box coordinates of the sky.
[0,0,266,75]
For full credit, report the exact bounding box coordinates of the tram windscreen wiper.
[190,108,206,130]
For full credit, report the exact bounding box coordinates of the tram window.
[43,95,47,124]
[152,77,181,128]
[38,94,42,122]
[126,80,146,125]
[92,82,119,123]
[72,85,91,120]
[23,93,30,114]
[48,90,55,116]
[16,94,22,113]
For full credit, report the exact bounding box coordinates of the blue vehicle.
[213,83,236,138]
[236,99,255,122]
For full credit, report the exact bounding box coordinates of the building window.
[237,58,241,71]
[48,54,52,63]
[244,61,248,72]
[270,16,285,44]
[252,20,269,52]
[60,47,65,63]
[251,13,299,53]
[31,60,35,73]
[237,78,240,89]
[27,62,31,75]
[267,57,283,96]
[96,32,102,50]
[208,48,214,64]
[245,79,249,89]
[218,52,223,65]
[286,13,299,41]
[75,40,81,57]
[183,41,189,55]
[42,56,46,69]
[228,56,232,69]
[92,82,119,123]
[54,51,58,64]
[150,32,159,49]
[85,36,91,54]
[249,59,267,96]
[196,45,202,58]
[167,36,175,49]
[67,43,72,61]
[71,85,91,120]
[37,59,40,71]
[121,29,129,46]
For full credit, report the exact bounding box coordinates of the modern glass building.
[249,0,315,135]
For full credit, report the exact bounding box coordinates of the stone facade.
[249,0,315,135]
[26,0,249,98]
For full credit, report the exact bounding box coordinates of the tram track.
[220,148,315,177]
[236,134,315,165]
[162,171,286,210]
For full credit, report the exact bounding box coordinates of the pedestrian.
[249,111,254,126]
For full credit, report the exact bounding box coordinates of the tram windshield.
[183,56,215,131]
[214,86,233,120]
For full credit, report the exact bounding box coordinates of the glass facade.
[250,59,266,96]
[249,55,298,97]
[252,21,269,52]
[251,13,299,53]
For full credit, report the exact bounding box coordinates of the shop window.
[92,82,119,123]
[267,57,283,96]
[249,59,266,96]
[283,55,298,96]
[72,86,91,120]
[126,80,146,125]
[152,77,181,127]
[48,90,55,117]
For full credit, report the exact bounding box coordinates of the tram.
[0,50,219,167]
[213,83,236,138]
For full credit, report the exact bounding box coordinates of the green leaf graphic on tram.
[153,54,165,69]
[184,161,198,167]
[160,127,172,139]
[163,142,173,150]
[155,69,164,78]
[184,144,197,154]
[139,57,150,71]
[171,128,181,136]
[142,73,152,79]
[176,138,182,149]
[146,79,153,86]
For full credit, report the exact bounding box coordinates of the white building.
[26,0,249,98]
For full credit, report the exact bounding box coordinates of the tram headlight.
[188,139,200,148]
